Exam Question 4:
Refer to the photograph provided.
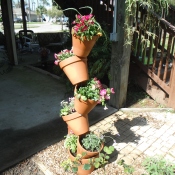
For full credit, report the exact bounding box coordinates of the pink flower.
[82,25,88,32]
[54,60,59,65]
[111,88,115,94]
[85,14,93,20]
[77,14,81,19]
[63,49,69,53]
[100,89,107,96]
[105,94,110,100]
[94,77,98,81]
[54,53,58,59]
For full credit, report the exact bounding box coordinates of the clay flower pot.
[74,96,98,116]
[62,112,89,135]
[72,35,99,57]
[59,55,89,85]
[68,150,95,175]
[77,136,104,159]
[74,85,98,115]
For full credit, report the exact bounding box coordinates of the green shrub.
[88,23,112,85]
[142,156,175,175]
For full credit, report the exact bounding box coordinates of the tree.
[47,5,63,19]
[36,5,47,20]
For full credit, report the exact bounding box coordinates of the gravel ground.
[2,139,146,175]
[2,159,44,175]
[2,116,148,175]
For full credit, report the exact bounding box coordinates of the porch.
[131,3,175,108]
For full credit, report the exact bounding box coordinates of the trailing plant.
[75,77,115,110]
[124,0,169,46]
[61,146,115,173]
[63,6,104,41]
[54,49,74,65]
[64,134,78,154]
[118,159,135,174]
[60,97,75,116]
[88,23,112,84]
[142,156,175,175]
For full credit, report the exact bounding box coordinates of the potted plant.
[61,140,115,175]
[60,97,89,135]
[63,6,104,57]
[54,49,89,85]
[64,133,78,155]
[74,77,115,115]
[77,132,105,159]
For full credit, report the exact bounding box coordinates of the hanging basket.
[72,34,99,57]
[62,112,89,136]
[59,55,89,85]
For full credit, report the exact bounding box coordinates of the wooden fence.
[131,3,175,108]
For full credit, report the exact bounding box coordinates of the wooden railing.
[131,3,175,108]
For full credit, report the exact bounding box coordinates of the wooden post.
[21,0,27,31]
[168,54,175,109]
[1,0,18,65]
[109,0,131,109]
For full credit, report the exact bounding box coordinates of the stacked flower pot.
[61,34,99,136]
[55,34,101,175]
[54,6,115,174]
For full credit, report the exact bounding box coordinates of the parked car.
[14,17,22,23]
[57,16,69,25]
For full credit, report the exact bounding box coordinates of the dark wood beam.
[1,0,18,65]
[109,0,131,109]
[21,0,27,31]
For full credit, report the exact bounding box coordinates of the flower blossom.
[111,88,115,93]
[100,89,107,96]
[105,94,110,100]
[54,60,59,65]
[104,105,108,110]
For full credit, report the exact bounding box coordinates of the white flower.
[104,105,108,110]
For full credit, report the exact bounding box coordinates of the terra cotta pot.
[77,136,104,159]
[72,34,99,57]
[62,112,89,135]
[59,55,89,85]
[68,150,96,175]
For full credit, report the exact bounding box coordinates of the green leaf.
[105,155,110,160]
[72,167,78,173]
[83,164,91,170]
[94,162,100,168]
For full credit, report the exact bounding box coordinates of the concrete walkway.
[29,109,175,175]
[92,110,175,164]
